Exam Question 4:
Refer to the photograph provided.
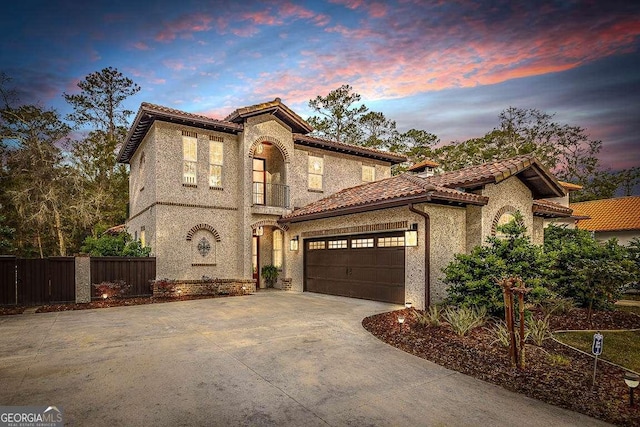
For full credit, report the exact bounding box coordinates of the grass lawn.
[553,330,640,372]
[617,305,640,316]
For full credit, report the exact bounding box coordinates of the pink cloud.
[132,42,150,50]
[155,14,213,42]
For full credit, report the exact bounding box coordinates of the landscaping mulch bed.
[35,294,244,313]
[363,308,640,426]
[0,306,26,316]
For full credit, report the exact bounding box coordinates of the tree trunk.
[53,207,66,256]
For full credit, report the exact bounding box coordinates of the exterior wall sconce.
[405,223,418,247]
[254,226,264,237]
[290,236,299,251]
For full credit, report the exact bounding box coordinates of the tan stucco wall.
[283,203,466,309]
[594,230,640,246]
[153,204,241,280]
[467,176,535,250]
[290,147,391,209]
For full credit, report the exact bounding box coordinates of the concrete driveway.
[0,291,609,426]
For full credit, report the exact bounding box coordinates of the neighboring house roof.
[532,199,573,218]
[294,133,407,164]
[118,102,242,163]
[570,196,640,232]
[224,98,313,134]
[280,174,489,223]
[104,224,126,235]
[558,181,583,192]
[118,100,405,164]
[426,155,565,199]
[407,159,440,172]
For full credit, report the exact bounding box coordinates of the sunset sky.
[1,0,639,171]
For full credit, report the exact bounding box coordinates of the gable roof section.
[225,98,313,134]
[117,103,242,163]
[425,155,565,199]
[118,100,405,164]
[532,199,573,217]
[570,196,640,232]
[280,174,488,223]
[294,133,407,164]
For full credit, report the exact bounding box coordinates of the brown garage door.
[304,232,405,304]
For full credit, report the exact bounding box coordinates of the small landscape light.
[177,289,182,296]
[398,314,405,331]
[102,293,108,300]
[405,302,412,309]
[624,371,639,407]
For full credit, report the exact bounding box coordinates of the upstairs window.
[308,155,324,190]
[182,131,197,185]
[209,137,224,188]
[362,165,376,182]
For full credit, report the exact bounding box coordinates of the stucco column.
[75,255,91,303]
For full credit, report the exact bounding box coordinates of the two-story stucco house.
[117,99,404,290]
[118,99,573,309]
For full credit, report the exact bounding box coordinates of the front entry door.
[252,236,260,288]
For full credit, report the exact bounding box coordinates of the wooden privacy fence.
[0,256,75,305]
[0,256,156,305]
[90,257,156,297]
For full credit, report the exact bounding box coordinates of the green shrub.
[544,226,637,311]
[443,305,487,336]
[444,212,549,316]
[538,296,575,316]
[81,230,150,257]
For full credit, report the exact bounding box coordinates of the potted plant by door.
[261,265,279,288]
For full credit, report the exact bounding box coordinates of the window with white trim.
[362,165,375,182]
[273,229,283,269]
[182,132,197,185]
[352,238,374,248]
[209,137,223,188]
[308,155,324,190]
[328,239,347,249]
[378,236,405,247]
[308,241,325,250]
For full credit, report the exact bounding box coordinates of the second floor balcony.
[253,182,290,209]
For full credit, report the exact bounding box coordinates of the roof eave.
[280,192,487,224]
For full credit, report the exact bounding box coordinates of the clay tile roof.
[224,98,313,134]
[293,133,407,164]
[532,199,573,218]
[425,154,565,199]
[118,102,242,163]
[407,158,440,172]
[570,196,640,232]
[280,174,488,223]
[558,181,583,191]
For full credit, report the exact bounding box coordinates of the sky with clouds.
[1,0,639,171]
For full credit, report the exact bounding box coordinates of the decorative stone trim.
[209,186,224,191]
[251,219,289,232]
[248,136,291,163]
[186,224,222,242]
[302,221,409,238]
[152,278,256,297]
[491,205,520,236]
[192,263,216,266]
[182,183,197,188]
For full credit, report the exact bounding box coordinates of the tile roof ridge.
[399,173,437,191]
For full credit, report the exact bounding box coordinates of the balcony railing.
[253,182,290,208]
